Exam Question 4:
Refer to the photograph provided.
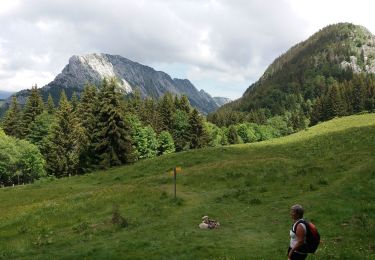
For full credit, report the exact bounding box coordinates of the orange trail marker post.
[172,167,181,199]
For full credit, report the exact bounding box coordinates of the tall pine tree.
[77,85,98,170]
[352,74,366,113]
[46,94,55,114]
[93,78,135,167]
[188,108,208,149]
[21,85,44,138]
[159,92,175,132]
[1,96,22,138]
[45,91,85,177]
[178,95,191,114]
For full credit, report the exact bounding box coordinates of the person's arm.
[288,224,306,258]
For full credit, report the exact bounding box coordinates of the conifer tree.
[174,95,181,110]
[172,109,190,151]
[1,96,22,138]
[21,85,44,138]
[27,112,55,155]
[188,108,208,149]
[340,81,353,115]
[159,92,175,131]
[178,95,191,114]
[142,98,163,133]
[45,91,85,177]
[310,97,323,126]
[289,110,307,131]
[352,75,366,113]
[77,85,98,170]
[227,125,239,144]
[93,78,135,167]
[46,94,55,114]
[127,88,143,116]
[324,84,344,119]
[71,92,79,111]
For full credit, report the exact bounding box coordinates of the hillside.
[214,23,375,125]
[0,114,374,259]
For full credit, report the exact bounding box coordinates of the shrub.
[0,130,46,185]
[111,205,128,228]
[158,131,175,155]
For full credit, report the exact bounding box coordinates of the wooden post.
[174,167,177,199]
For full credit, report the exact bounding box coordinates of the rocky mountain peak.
[2,53,230,115]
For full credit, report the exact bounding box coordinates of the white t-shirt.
[290,220,306,248]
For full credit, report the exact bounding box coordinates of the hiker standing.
[288,204,308,260]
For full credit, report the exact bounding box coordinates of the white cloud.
[0,69,54,91]
[286,0,375,36]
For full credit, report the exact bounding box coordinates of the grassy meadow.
[0,114,375,259]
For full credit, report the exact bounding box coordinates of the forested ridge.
[210,23,375,127]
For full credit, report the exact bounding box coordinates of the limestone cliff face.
[44,53,221,113]
[5,53,228,115]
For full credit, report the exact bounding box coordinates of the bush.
[236,123,257,143]
[158,131,175,155]
[0,130,46,185]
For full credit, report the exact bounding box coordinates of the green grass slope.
[1,114,375,259]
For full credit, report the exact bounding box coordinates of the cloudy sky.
[1,0,375,99]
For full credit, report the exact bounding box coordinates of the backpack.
[292,219,320,253]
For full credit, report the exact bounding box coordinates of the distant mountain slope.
[218,23,375,115]
[213,96,232,107]
[5,54,227,114]
[0,90,14,99]
[0,113,374,258]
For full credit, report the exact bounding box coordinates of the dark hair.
[291,204,304,218]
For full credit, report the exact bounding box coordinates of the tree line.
[209,73,375,128]
[310,73,375,125]
[0,78,301,186]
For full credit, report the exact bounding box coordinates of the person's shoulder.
[296,220,307,231]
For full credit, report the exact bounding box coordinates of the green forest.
[3,75,375,186]
[0,78,298,186]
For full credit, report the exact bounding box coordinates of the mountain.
[216,23,375,120]
[3,54,227,114]
[213,96,232,107]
